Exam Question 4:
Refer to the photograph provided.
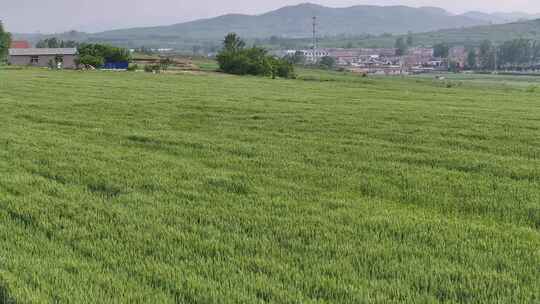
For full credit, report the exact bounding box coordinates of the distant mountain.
[492,12,540,22]
[459,11,540,24]
[12,3,540,51]
[351,18,540,49]
[94,3,487,41]
[460,11,506,23]
[413,18,540,45]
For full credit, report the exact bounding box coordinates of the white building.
[297,49,330,62]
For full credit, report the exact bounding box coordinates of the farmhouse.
[8,48,78,69]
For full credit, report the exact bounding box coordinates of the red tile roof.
[10,41,31,49]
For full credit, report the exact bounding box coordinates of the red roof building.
[10,41,31,49]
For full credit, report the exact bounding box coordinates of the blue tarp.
[103,62,129,69]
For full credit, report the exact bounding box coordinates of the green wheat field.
[0,68,539,303]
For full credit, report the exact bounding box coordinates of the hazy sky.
[3,0,540,33]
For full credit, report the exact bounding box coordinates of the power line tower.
[312,16,317,63]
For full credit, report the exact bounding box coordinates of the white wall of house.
[8,55,77,69]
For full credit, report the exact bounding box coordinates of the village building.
[296,49,330,62]
[8,48,78,69]
[277,45,473,74]
[449,46,468,68]
[408,47,434,57]
[327,49,362,65]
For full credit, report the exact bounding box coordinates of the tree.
[533,41,540,63]
[218,46,271,76]
[36,37,78,48]
[37,37,59,48]
[479,40,495,70]
[216,33,294,78]
[498,38,534,67]
[76,43,131,68]
[60,40,78,48]
[406,31,414,47]
[395,37,407,56]
[271,57,295,79]
[448,61,460,73]
[284,51,305,65]
[77,55,104,68]
[319,56,336,69]
[466,49,477,70]
[0,21,12,61]
[433,43,450,58]
[223,33,245,53]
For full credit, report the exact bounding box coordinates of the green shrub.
[526,85,538,93]
[319,56,336,70]
[272,57,296,79]
[77,55,104,68]
[77,43,131,69]
[218,47,271,76]
[48,59,55,70]
[127,64,138,72]
[216,33,294,79]
[144,64,161,73]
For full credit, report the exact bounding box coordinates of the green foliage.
[0,21,11,61]
[217,34,294,78]
[127,64,138,71]
[433,42,450,58]
[284,51,306,65]
[406,31,414,46]
[467,49,477,70]
[394,37,407,56]
[479,40,496,70]
[497,38,540,67]
[319,56,336,70]
[271,57,296,78]
[36,37,78,48]
[144,64,161,73]
[0,69,539,303]
[448,61,460,73]
[47,59,55,70]
[77,43,131,68]
[76,55,104,68]
[223,33,245,53]
[526,85,538,93]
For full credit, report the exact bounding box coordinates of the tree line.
[459,39,540,70]
[36,37,78,48]
[395,35,540,71]
[0,21,12,62]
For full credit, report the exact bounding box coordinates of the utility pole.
[312,16,317,63]
[493,43,498,74]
